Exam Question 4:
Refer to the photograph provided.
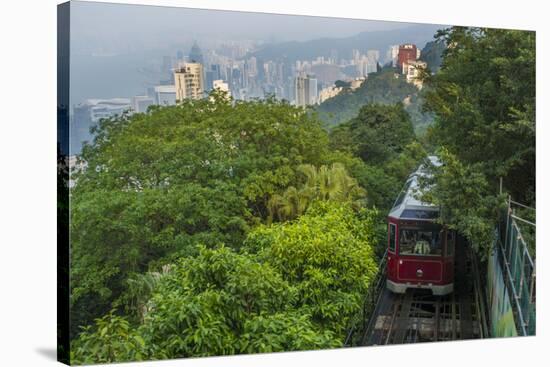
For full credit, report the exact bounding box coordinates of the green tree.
[419,148,505,254]
[70,94,331,338]
[71,311,148,365]
[71,246,339,363]
[246,201,379,334]
[423,27,535,204]
[139,246,298,358]
[330,103,415,165]
[267,163,366,221]
[239,313,339,353]
[316,68,430,131]
[421,27,535,254]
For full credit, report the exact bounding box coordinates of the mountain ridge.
[251,24,446,62]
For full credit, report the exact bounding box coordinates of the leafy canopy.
[423,27,535,204]
[421,27,535,254]
[70,94,331,338]
[246,201,379,334]
[267,163,366,222]
[330,103,415,165]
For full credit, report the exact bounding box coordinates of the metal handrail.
[511,214,536,227]
[493,198,536,336]
[497,239,528,335]
[509,199,535,211]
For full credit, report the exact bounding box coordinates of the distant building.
[310,64,343,85]
[356,57,366,77]
[71,98,132,153]
[367,50,380,63]
[174,62,205,101]
[153,85,177,105]
[388,45,400,67]
[397,44,418,70]
[131,95,154,113]
[351,49,361,63]
[188,41,204,64]
[78,98,132,123]
[161,55,173,76]
[403,60,427,89]
[329,49,339,64]
[205,64,222,91]
[212,79,231,98]
[294,73,318,106]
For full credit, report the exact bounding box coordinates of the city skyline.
[68,1,448,154]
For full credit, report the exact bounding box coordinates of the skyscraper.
[161,55,173,79]
[308,75,318,105]
[174,63,205,101]
[188,41,204,64]
[294,73,318,107]
[329,49,339,64]
[389,45,400,67]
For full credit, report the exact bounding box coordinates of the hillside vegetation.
[316,68,433,133]
[67,26,535,364]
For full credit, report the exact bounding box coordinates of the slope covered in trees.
[421,27,535,253]
[68,26,535,364]
[315,68,433,133]
[69,90,423,364]
[419,40,446,72]
[71,202,377,363]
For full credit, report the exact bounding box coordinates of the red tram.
[386,156,455,296]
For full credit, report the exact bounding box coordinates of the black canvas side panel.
[57,2,70,365]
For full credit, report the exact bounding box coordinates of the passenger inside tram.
[400,228,443,256]
[414,234,431,255]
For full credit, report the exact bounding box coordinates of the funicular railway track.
[361,241,486,346]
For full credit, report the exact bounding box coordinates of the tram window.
[389,223,396,252]
[446,231,455,256]
[392,178,413,209]
[399,228,443,256]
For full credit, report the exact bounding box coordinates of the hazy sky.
[67,1,445,154]
[68,1,444,107]
[71,1,419,52]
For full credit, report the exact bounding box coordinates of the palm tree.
[122,265,171,321]
[267,163,366,222]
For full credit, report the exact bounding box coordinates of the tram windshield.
[399,227,443,256]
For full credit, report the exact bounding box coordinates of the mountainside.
[419,40,446,72]
[315,68,433,133]
[251,24,443,62]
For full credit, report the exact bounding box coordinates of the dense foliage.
[68,26,535,363]
[330,103,415,165]
[69,90,404,364]
[246,202,378,334]
[316,68,433,132]
[329,103,427,212]
[419,40,446,73]
[71,202,377,364]
[70,94,331,338]
[267,163,366,222]
[422,27,535,254]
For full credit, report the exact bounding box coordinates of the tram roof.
[388,156,441,221]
